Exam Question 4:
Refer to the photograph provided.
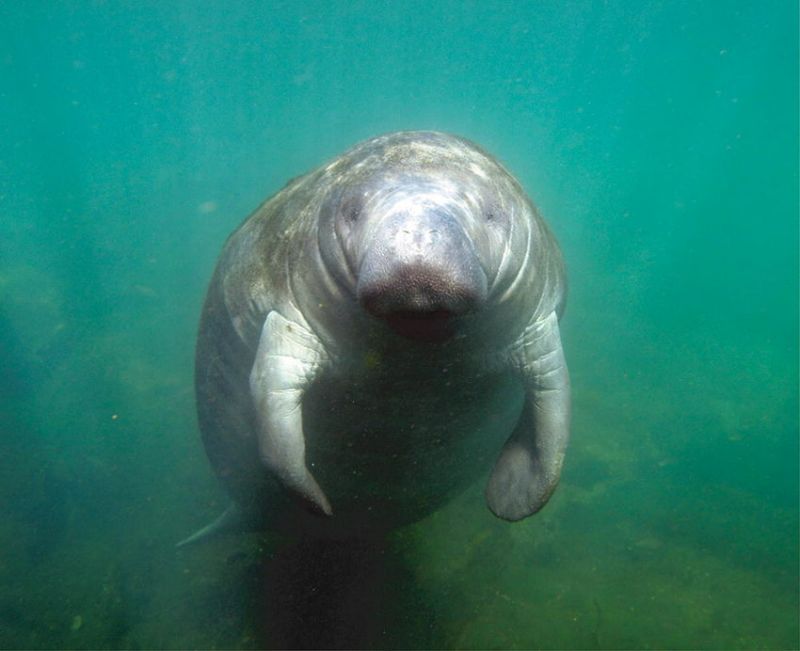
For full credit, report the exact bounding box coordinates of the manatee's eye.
[340,196,363,225]
[485,207,506,224]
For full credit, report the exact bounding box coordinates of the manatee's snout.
[356,208,488,341]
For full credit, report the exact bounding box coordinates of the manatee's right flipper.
[176,502,247,548]
[249,311,332,516]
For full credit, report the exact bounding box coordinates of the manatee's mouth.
[384,309,455,342]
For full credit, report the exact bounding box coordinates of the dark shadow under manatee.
[258,536,393,649]
[242,534,432,650]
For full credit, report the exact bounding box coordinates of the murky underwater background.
[1,1,797,649]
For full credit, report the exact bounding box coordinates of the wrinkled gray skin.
[182,131,569,544]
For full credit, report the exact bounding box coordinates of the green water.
[1,1,797,648]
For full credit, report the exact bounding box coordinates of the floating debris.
[132,284,157,297]
[198,200,218,214]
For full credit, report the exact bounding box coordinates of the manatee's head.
[318,131,535,343]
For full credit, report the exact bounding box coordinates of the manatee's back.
[193,173,325,525]
[194,257,271,510]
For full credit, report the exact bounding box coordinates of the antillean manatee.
[181,131,570,545]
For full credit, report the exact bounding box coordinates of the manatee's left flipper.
[486,310,571,521]
[250,310,332,515]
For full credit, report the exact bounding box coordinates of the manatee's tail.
[176,503,244,548]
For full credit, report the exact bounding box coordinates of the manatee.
[181,131,569,545]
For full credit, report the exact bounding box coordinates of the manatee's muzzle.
[356,208,488,341]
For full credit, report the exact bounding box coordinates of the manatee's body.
[187,131,569,542]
